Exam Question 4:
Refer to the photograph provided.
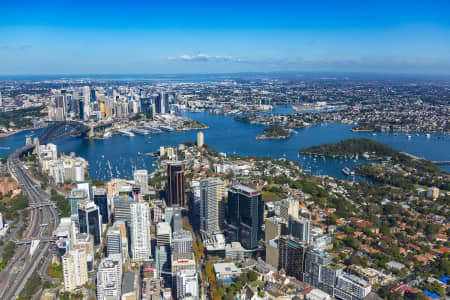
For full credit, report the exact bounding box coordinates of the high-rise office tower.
[113,195,133,223]
[172,230,193,256]
[280,198,299,221]
[155,245,171,285]
[97,255,122,300]
[164,206,183,232]
[167,162,185,207]
[289,216,311,244]
[227,185,264,249]
[69,189,88,219]
[62,248,88,292]
[172,210,183,233]
[134,169,149,196]
[130,202,152,261]
[176,269,199,299]
[106,227,122,257]
[200,178,225,234]
[78,201,102,245]
[94,188,109,224]
[265,216,284,243]
[156,222,172,247]
[303,248,339,296]
[197,131,204,148]
[89,81,96,103]
[278,236,307,281]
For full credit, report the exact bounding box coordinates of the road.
[0,146,59,298]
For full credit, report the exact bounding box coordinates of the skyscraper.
[62,248,88,292]
[78,201,102,245]
[280,198,299,221]
[97,255,122,299]
[94,188,109,224]
[289,216,311,244]
[155,245,171,285]
[172,230,193,257]
[227,185,264,249]
[200,178,225,234]
[278,236,307,281]
[106,227,122,257]
[197,131,204,148]
[69,189,88,219]
[134,169,149,196]
[130,202,152,261]
[167,162,185,207]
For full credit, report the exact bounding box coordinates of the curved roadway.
[0,146,59,298]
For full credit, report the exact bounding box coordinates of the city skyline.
[1,0,450,75]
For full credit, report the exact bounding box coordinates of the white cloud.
[169,54,235,62]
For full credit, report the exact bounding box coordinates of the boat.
[426,133,431,139]
[103,132,112,138]
[342,167,352,176]
[118,129,135,137]
[407,135,411,140]
[372,133,377,136]
[131,127,151,135]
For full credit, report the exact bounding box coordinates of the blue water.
[1,109,449,180]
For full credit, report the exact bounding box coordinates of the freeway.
[0,147,59,298]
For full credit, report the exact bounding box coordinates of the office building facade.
[62,248,88,292]
[130,202,152,260]
[278,236,307,281]
[227,185,264,249]
[78,201,102,245]
[200,178,225,234]
[167,162,185,207]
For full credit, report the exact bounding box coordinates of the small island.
[180,119,209,130]
[299,138,400,159]
[256,126,292,140]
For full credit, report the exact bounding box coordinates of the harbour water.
[1,108,449,180]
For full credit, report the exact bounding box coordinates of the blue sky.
[1,0,449,75]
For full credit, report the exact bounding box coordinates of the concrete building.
[106,227,122,257]
[97,255,122,300]
[427,187,440,200]
[197,131,204,148]
[289,216,311,244]
[265,216,284,243]
[213,262,241,281]
[176,269,199,299]
[157,222,172,247]
[134,169,149,196]
[172,230,193,256]
[280,198,299,221]
[62,248,88,292]
[130,202,152,261]
[200,178,225,234]
[266,238,279,269]
[335,273,371,300]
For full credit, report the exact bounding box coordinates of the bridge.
[15,237,57,245]
[29,120,115,148]
[28,202,56,209]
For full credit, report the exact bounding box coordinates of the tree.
[247,270,258,282]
